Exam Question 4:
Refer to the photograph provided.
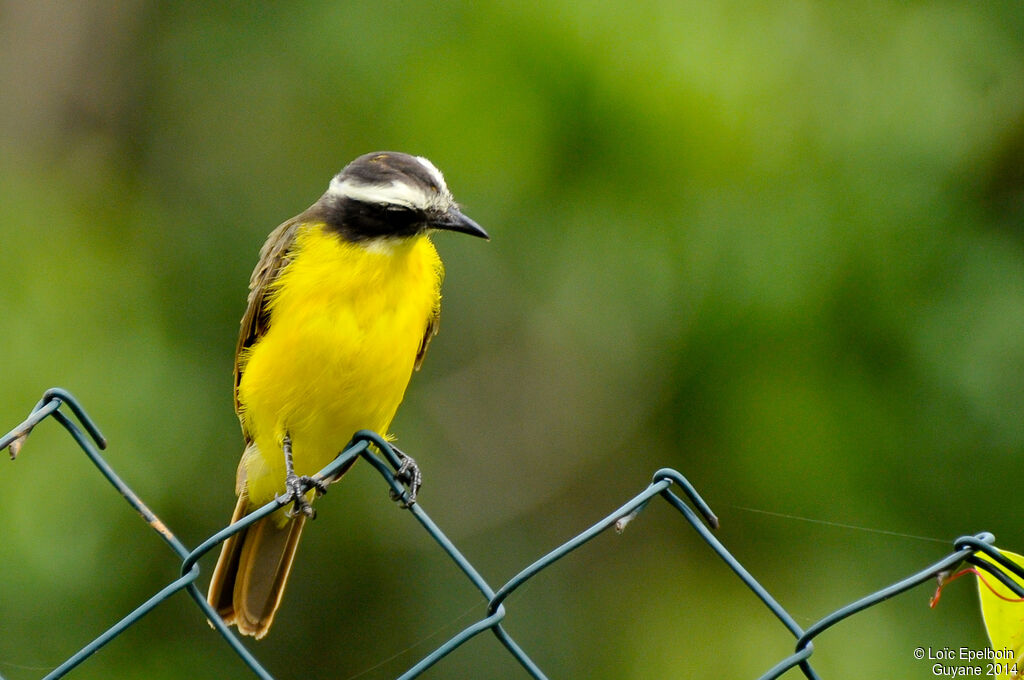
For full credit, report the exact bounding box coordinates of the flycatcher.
[207,151,488,638]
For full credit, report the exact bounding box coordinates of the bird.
[206,151,488,639]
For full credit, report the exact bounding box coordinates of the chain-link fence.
[1,388,1019,680]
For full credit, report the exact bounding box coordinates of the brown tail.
[207,492,306,639]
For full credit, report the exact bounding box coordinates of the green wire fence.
[1,388,1020,679]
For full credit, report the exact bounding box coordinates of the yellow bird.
[207,151,488,638]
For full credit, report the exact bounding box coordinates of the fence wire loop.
[1,387,106,459]
[0,388,1006,679]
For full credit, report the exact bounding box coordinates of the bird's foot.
[276,432,328,518]
[388,446,422,508]
[277,473,328,519]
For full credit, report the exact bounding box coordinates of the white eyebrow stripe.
[327,176,439,210]
[415,156,447,190]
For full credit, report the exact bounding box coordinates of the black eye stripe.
[321,197,426,242]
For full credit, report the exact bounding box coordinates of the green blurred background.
[2,1,1023,678]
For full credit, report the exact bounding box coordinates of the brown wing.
[233,211,310,418]
[414,309,440,371]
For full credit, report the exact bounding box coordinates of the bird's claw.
[277,473,328,519]
[388,447,422,508]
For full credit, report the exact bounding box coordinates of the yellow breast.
[237,224,443,505]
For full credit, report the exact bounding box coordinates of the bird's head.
[320,151,488,242]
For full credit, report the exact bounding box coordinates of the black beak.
[431,207,489,240]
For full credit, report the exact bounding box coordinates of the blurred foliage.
[1,1,1023,678]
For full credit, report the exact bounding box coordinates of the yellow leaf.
[977,549,1024,676]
